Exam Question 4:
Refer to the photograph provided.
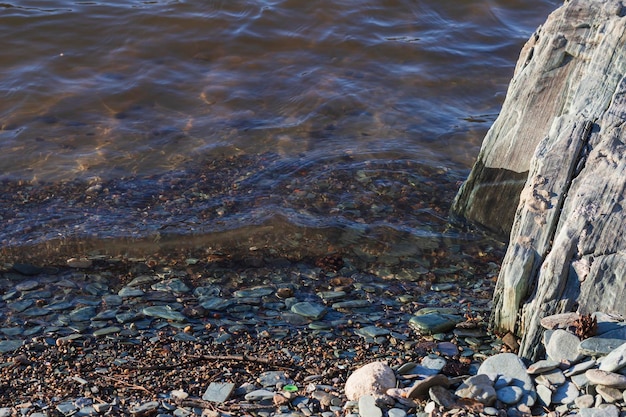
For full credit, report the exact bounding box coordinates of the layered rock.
[452,0,626,358]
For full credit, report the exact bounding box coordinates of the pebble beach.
[4,249,626,417]
[0,247,503,416]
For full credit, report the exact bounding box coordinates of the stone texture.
[496,386,523,405]
[527,359,560,374]
[578,405,620,417]
[408,313,462,335]
[290,302,327,320]
[451,0,626,360]
[546,330,583,364]
[345,362,396,401]
[477,353,536,406]
[598,342,626,372]
[579,338,626,357]
[407,374,449,400]
[454,374,496,406]
[586,369,626,388]
[202,382,235,403]
[358,394,382,417]
[552,381,579,404]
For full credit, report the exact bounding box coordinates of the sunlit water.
[0,0,559,262]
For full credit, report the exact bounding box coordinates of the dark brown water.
[0,0,559,262]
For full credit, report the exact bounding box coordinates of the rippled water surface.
[1,0,559,261]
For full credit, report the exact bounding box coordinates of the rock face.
[451,0,626,359]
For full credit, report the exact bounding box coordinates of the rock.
[428,385,456,408]
[455,374,496,406]
[355,326,390,339]
[233,286,274,298]
[536,384,552,407]
[575,394,595,409]
[477,353,536,406]
[545,329,583,363]
[273,393,290,406]
[535,369,566,387]
[0,340,23,353]
[67,258,93,268]
[358,394,382,417]
[130,401,160,415]
[527,359,560,374]
[540,312,581,330]
[578,405,620,417]
[408,313,462,334]
[345,362,396,401]
[407,374,450,400]
[202,382,235,403]
[496,386,523,404]
[141,305,187,321]
[244,389,276,401]
[579,338,626,357]
[452,0,626,360]
[412,354,446,376]
[563,359,597,377]
[387,408,406,417]
[118,287,145,297]
[93,326,121,337]
[552,381,579,404]
[151,278,190,293]
[436,341,459,357]
[290,302,327,320]
[586,369,626,388]
[501,332,520,351]
[331,300,371,309]
[598,342,626,372]
[11,263,43,276]
[258,371,291,387]
[596,385,622,403]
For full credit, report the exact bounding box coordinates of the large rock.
[452,0,626,359]
[344,361,396,401]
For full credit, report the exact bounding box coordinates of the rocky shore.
[2,251,626,417]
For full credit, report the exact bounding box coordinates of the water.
[0,0,559,262]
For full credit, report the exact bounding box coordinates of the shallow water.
[0,0,559,261]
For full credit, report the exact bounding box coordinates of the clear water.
[0,0,559,261]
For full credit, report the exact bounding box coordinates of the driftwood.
[452,0,626,359]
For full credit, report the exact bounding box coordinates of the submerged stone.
[0,340,23,353]
[142,305,187,321]
[291,302,327,320]
[234,286,274,298]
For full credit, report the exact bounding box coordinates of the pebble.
[586,369,626,388]
[6,256,626,417]
[527,359,560,374]
[245,389,276,401]
[130,401,160,415]
[142,305,187,321]
[546,329,584,363]
[407,374,449,400]
[496,386,523,404]
[478,353,536,406]
[0,339,23,353]
[358,394,382,417]
[408,313,461,335]
[579,338,626,356]
[552,381,579,404]
[202,382,235,403]
[290,302,327,320]
[598,342,626,372]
